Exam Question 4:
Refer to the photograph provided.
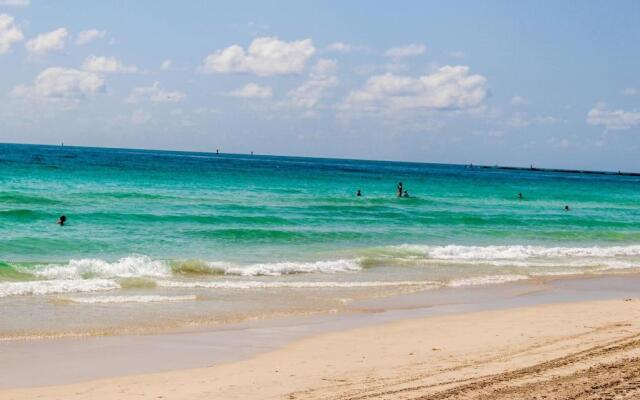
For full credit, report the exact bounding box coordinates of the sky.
[0,1,639,171]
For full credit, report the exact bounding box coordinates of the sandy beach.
[3,292,640,400]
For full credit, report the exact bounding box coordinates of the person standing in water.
[397,182,403,197]
[518,193,523,199]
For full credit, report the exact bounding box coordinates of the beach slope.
[4,299,640,399]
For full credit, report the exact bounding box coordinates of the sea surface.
[1,143,640,338]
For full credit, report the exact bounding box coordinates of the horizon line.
[2,141,639,177]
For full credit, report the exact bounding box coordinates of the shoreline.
[4,296,640,399]
[2,273,640,395]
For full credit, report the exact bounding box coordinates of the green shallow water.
[2,143,640,265]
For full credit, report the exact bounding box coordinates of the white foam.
[24,256,171,280]
[448,274,530,288]
[0,279,119,298]
[157,280,438,289]
[222,259,362,276]
[391,244,640,260]
[61,295,197,304]
[22,257,362,279]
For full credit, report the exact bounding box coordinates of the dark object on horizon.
[356,189,362,197]
[564,205,570,211]
[251,151,254,156]
[58,215,67,226]
[518,193,523,199]
[397,182,403,197]
[216,149,219,154]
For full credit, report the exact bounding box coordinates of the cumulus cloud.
[82,55,138,73]
[25,27,68,55]
[586,103,640,130]
[340,65,487,115]
[0,0,29,6]
[229,83,272,99]
[160,59,172,70]
[12,67,105,102]
[287,59,339,113]
[75,29,106,45]
[201,36,315,76]
[126,82,185,103]
[385,44,425,57]
[0,14,23,54]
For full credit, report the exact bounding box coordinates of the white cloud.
[340,65,487,115]
[586,103,640,130]
[326,41,367,53]
[82,55,138,73]
[287,59,339,114]
[126,81,185,103]
[25,27,68,55]
[0,14,23,54]
[511,95,528,106]
[385,44,425,58]
[160,59,172,70]
[327,42,352,52]
[12,67,105,102]
[131,109,152,125]
[201,36,315,76]
[229,83,272,99]
[621,88,639,96]
[0,0,29,6]
[75,29,106,45]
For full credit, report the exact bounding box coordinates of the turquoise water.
[3,143,639,261]
[1,143,640,336]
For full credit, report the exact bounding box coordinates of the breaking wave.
[1,243,639,298]
[0,279,118,298]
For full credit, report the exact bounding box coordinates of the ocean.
[1,143,640,339]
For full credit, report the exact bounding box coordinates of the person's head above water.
[58,215,66,226]
[564,205,570,211]
[356,189,362,196]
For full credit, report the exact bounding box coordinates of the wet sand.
[3,275,640,399]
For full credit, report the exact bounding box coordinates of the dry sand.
[4,298,640,400]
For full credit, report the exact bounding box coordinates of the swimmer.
[403,190,410,198]
[57,215,67,226]
[564,205,570,211]
[356,189,362,197]
[518,193,523,199]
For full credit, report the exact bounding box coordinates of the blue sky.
[1,1,639,170]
